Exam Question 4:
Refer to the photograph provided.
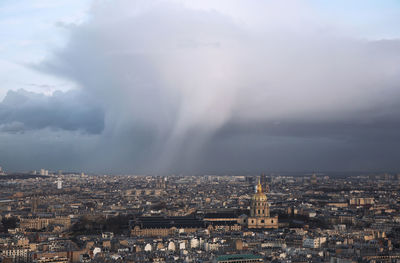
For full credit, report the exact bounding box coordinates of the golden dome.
[252,179,267,201]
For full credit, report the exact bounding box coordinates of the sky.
[1,0,400,174]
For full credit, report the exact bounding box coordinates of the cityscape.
[1,168,400,262]
[2,0,400,262]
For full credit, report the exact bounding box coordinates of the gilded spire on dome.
[256,178,262,193]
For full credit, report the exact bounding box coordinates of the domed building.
[247,179,278,229]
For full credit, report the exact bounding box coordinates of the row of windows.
[250,219,274,224]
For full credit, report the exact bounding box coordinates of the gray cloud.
[2,0,400,173]
[0,89,104,134]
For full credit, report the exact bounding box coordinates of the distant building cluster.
[1,170,400,262]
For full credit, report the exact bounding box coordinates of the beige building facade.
[247,180,278,229]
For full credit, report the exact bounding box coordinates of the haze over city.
[1,0,400,174]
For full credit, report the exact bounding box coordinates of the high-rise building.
[56,179,63,190]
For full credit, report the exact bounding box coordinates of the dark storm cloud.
[0,89,104,134]
[3,0,400,173]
